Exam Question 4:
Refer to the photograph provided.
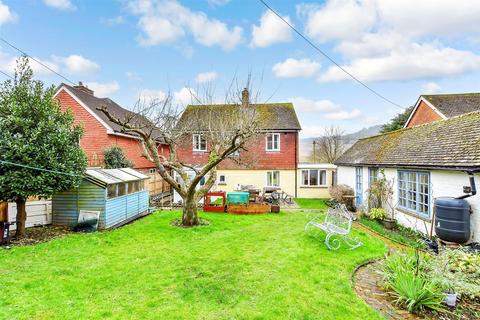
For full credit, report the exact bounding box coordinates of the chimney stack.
[74,81,94,96]
[241,88,249,108]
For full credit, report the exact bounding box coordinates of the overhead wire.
[257,0,406,110]
[0,37,77,85]
[0,160,83,177]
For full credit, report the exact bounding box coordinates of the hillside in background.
[300,125,382,162]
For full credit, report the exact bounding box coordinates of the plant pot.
[381,218,396,230]
[271,205,280,213]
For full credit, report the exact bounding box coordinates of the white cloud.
[0,53,59,77]
[300,0,480,83]
[324,108,362,120]
[86,81,120,97]
[102,16,125,26]
[0,1,17,25]
[195,71,218,83]
[126,71,142,82]
[58,54,100,75]
[251,10,293,48]
[422,82,441,94]
[207,0,230,7]
[174,87,196,106]
[272,58,320,78]
[290,97,340,112]
[298,1,376,43]
[376,0,480,38]
[138,88,167,102]
[44,0,76,11]
[128,0,243,50]
[319,42,480,83]
[300,125,327,138]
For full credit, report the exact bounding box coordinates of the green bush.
[388,271,445,313]
[429,248,480,300]
[104,146,134,169]
[369,208,387,220]
[381,252,445,313]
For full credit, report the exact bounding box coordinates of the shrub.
[388,271,445,313]
[381,252,445,313]
[429,248,480,300]
[328,184,354,210]
[104,146,134,169]
[366,170,394,214]
[369,208,387,220]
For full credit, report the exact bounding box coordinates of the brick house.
[175,89,334,199]
[54,82,170,196]
[405,93,480,128]
[176,89,301,197]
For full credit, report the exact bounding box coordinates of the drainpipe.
[456,172,477,199]
[294,131,298,198]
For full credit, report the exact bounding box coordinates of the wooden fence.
[7,200,52,230]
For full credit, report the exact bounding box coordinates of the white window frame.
[301,169,327,187]
[266,133,280,151]
[266,171,280,187]
[192,134,207,152]
[397,170,430,219]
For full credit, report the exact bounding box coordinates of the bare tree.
[312,126,345,163]
[97,81,261,227]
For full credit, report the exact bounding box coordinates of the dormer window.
[266,133,280,151]
[193,134,207,152]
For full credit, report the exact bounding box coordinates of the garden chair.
[305,204,362,250]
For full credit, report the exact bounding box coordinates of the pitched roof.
[178,103,301,131]
[335,111,480,171]
[56,83,163,141]
[422,93,480,118]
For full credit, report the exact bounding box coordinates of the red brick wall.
[55,88,166,169]
[406,100,443,128]
[177,132,298,170]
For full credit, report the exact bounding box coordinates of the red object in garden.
[203,191,226,213]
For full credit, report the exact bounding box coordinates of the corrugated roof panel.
[85,168,149,185]
[86,169,122,184]
[120,167,150,180]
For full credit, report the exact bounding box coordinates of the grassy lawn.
[0,211,386,319]
[294,198,329,209]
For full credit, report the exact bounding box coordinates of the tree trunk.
[15,198,27,239]
[182,195,200,227]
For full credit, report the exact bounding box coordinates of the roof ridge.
[422,92,480,98]
[358,110,480,142]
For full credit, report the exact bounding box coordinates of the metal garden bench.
[305,204,362,250]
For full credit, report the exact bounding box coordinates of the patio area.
[0,210,386,319]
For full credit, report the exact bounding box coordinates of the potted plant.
[367,170,396,229]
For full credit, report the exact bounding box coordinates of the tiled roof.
[178,103,301,131]
[335,111,480,171]
[423,93,480,118]
[58,83,164,141]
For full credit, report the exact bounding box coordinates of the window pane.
[267,135,273,150]
[302,170,309,185]
[107,184,117,198]
[273,134,279,150]
[320,170,326,185]
[200,136,206,150]
[118,183,126,196]
[309,170,318,186]
[273,171,279,186]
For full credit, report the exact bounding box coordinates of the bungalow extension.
[335,93,480,244]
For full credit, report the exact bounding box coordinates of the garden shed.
[52,168,150,229]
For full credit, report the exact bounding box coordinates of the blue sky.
[2,0,480,137]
